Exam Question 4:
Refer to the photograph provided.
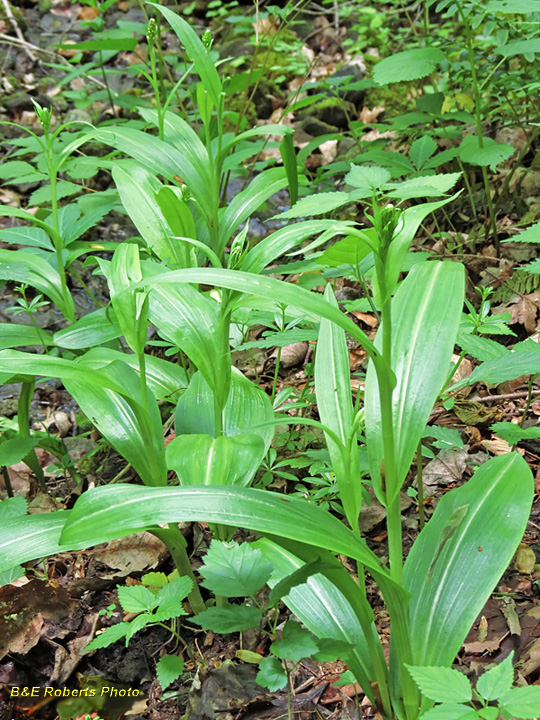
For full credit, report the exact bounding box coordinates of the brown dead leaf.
[358,105,384,123]
[87,531,169,577]
[79,5,99,20]
[58,40,80,59]
[352,311,379,329]
[0,580,77,658]
[463,639,502,654]
[421,448,468,489]
[319,140,338,165]
[521,636,540,678]
[272,342,308,368]
[483,437,513,455]
[450,354,473,384]
[495,293,540,334]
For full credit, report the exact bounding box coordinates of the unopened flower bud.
[147,19,157,46]
[202,29,212,50]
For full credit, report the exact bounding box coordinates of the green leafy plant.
[407,653,540,719]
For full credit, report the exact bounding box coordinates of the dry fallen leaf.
[515,543,537,574]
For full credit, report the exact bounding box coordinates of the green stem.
[18,380,46,490]
[271,347,282,405]
[416,439,425,531]
[150,525,206,614]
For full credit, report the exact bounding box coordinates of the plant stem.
[18,380,46,490]
[151,525,206,614]
[520,375,536,428]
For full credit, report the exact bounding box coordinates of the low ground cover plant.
[0,2,540,719]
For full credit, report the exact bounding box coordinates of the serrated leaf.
[420,705,478,720]
[85,623,129,652]
[270,621,319,662]
[405,665,472,704]
[0,438,38,467]
[476,653,514,701]
[373,48,446,85]
[490,422,540,445]
[386,173,461,199]
[452,351,540,389]
[344,165,391,197]
[423,425,463,450]
[458,136,514,170]
[504,221,540,244]
[156,654,184,690]
[499,685,540,718]
[256,656,287,691]
[497,38,540,57]
[191,604,262,633]
[457,332,509,361]
[410,136,438,169]
[156,576,193,605]
[117,584,158,613]
[200,540,273,598]
[273,192,350,219]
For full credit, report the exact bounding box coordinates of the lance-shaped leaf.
[365,262,464,504]
[174,369,274,452]
[166,433,265,487]
[404,453,533,667]
[53,306,121,349]
[113,162,190,267]
[0,324,53,350]
[0,249,74,320]
[148,285,231,413]
[315,285,362,528]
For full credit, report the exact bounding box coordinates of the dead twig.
[0,0,37,61]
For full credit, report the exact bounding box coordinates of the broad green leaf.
[117,584,158,613]
[0,497,27,521]
[64,361,167,487]
[273,191,350,220]
[106,243,148,356]
[191,604,262,633]
[149,3,223,110]
[166,433,265,487]
[404,453,533,667]
[410,137,438,170]
[365,262,465,503]
[59,485,392,581]
[199,540,273,597]
[488,0,540,12]
[57,38,137,51]
[149,284,231,412]
[256,538,384,708]
[243,220,345,274]
[142,268,379,361]
[374,194,462,306]
[80,348,188,403]
[345,165,391,197]
[113,162,190,267]
[156,577,193,605]
[271,621,319,662]
[315,285,362,527]
[174,369,274,452]
[0,324,53,350]
[490,422,540,445]
[405,665,472,704]
[156,654,184,691]
[53,307,121,349]
[218,167,289,252]
[0,249,74,320]
[476,653,514,701]
[373,48,446,85]
[499,685,540,718]
[317,229,375,267]
[458,136,514,170]
[423,426,463,450]
[0,510,71,575]
[280,131,298,205]
[0,226,52,250]
[256,657,287,691]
